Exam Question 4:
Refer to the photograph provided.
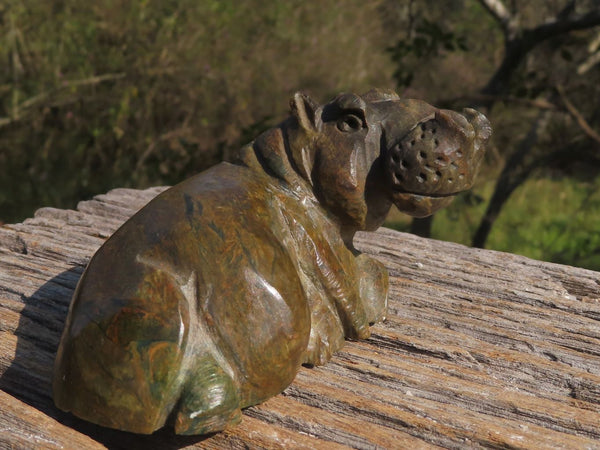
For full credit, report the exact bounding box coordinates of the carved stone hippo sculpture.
[53,89,491,435]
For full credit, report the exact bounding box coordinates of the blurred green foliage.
[0,0,395,221]
[1,0,600,271]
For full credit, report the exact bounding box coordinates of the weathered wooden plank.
[1,186,600,449]
[0,390,104,450]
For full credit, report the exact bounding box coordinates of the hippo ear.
[290,92,319,132]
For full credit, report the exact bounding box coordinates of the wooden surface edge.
[1,185,599,449]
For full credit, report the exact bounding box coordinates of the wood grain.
[1,186,599,449]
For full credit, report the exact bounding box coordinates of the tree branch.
[577,30,600,74]
[481,5,600,98]
[477,0,512,30]
[0,73,125,129]
[577,50,600,74]
[527,8,600,45]
[439,94,557,111]
[556,84,600,146]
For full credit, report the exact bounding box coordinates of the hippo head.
[284,89,491,236]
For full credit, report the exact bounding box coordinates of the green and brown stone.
[53,89,491,435]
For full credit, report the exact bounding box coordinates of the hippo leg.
[356,254,389,324]
[173,353,242,435]
[303,292,346,366]
[54,267,200,434]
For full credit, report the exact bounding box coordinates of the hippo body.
[53,90,490,435]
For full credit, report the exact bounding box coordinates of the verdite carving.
[53,89,491,435]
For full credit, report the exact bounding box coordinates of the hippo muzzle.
[379,100,491,217]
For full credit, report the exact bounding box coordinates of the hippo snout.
[384,106,490,217]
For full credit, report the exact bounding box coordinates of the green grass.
[386,174,600,271]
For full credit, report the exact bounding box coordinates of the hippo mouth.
[388,191,458,218]
[393,188,466,198]
[384,107,490,217]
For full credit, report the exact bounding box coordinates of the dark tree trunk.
[471,170,531,248]
[410,216,433,238]
[472,111,549,248]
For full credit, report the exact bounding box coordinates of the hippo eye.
[337,114,363,132]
